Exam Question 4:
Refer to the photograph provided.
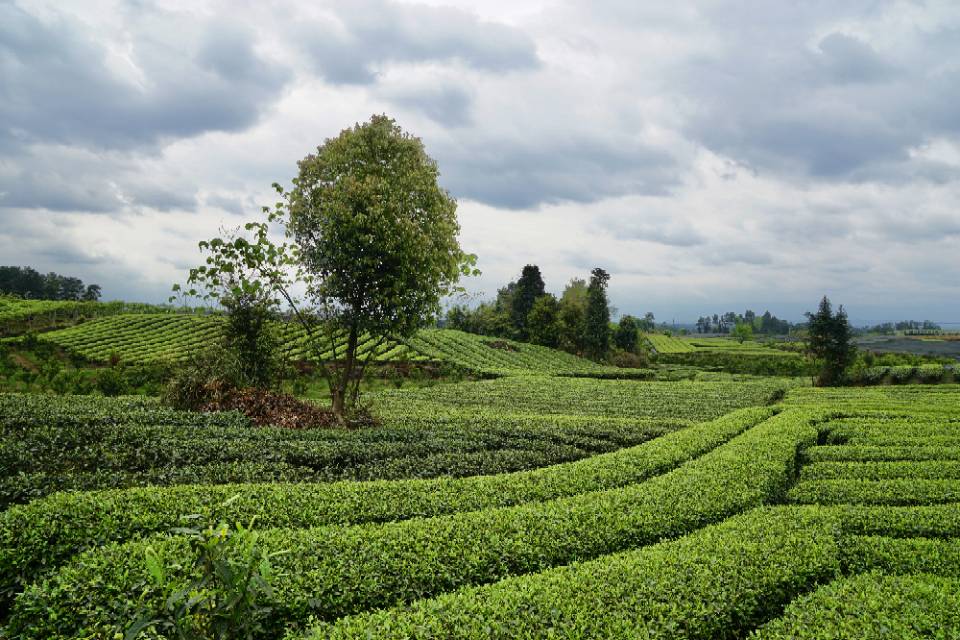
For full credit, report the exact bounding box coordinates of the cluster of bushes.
[4,408,818,637]
[753,572,960,639]
[655,350,813,376]
[789,478,960,506]
[0,407,770,610]
[0,393,684,509]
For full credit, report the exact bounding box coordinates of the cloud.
[0,3,291,152]
[299,0,540,85]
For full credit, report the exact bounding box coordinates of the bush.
[788,479,960,506]
[296,507,839,639]
[4,409,817,636]
[0,407,771,608]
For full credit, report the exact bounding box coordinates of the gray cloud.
[436,135,679,209]
[0,3,291,152]
[301,0,539,85]
[384,83,474,127]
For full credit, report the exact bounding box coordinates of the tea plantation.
[2,375,959,637]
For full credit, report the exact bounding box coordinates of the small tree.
[527,294,561,348]
[173,227,284,390]
[614,315,639,352]
[510,265,546,339]
[805,296,856,386]
[584,268,611,361]
[731,321,754,344]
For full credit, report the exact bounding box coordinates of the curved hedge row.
[801,461,960,482]
[841,536,960,576]
[296,507,839,640]
[2,393,688,506]
[788,479,960,506]
[804,445,960,463]
[5,409,815,637]
[0,407,773,606]
[752,572,960,640]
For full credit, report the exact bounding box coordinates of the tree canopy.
[0,266,101,301]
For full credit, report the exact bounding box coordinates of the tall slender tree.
[584,267,611,361]
[510,265,545,339]
[805,296,856,386]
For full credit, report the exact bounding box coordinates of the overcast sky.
[2,0,959,324]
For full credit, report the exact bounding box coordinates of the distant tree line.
[0,266,101,301]
[864,320,941,335]
[694,309,792,335]
[445,265,653,363]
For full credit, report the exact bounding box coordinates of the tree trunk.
[332,322,359,423]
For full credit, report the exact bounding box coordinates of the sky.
[1,0,959,325]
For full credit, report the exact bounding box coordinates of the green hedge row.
[0,407,773,606]
[10,502,838,640]
[7,409,815,637]
[0,462,321,507]
[801,461,960,482]
[804,445,960,463]
[296,507,839,640]
[819,503,960,539]
[2,394,684,506]
[842,536,960,576]
[751,572,960,639]
[788,479,960,506]
[655,350,811,376]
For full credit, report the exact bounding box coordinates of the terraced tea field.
[2,379,958,638]
[29,314,636,377]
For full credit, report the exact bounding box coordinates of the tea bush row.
[0,407,772,608]
[5,411,824,638]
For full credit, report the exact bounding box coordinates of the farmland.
[2,369,960,636]
[2,300,960,638]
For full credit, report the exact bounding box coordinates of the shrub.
[752,572,960,639]
[0,407,771,609]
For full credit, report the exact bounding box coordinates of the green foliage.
[276,114,477,418]
[614,315,639,352]
[584,267,610,361]
[525,294,561,348]
[126,504,285,640]
[510,265,545,339]
[731,321,754,343]
[298,507,839,639]
[0,407,768,604]
[752,572,960,639]
[6,409,817,636]
[806,296,856,386]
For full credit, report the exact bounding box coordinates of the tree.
[731,321,754,344]
[280,115,477,419]
[174,226,285,390]
[175,116,477,422]
[82,284,102,301]
[805,296,856,386]
[584,268,611,361]
[526,294,561,348]
[510,265,545,339]
[638,312,656,332]
[614,315,639,352]
[558,278,588,354]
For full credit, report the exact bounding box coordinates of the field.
[27,315,641,377]
[2,305,959,638]
[2,373,959,637]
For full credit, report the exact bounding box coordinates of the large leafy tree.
[805,296,856,386]
[584,268,611,361]
[178,115,476,421]
[280,115,476,418]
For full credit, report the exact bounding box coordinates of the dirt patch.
[483,340,520,352]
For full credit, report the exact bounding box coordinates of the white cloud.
[1,0,958,323]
